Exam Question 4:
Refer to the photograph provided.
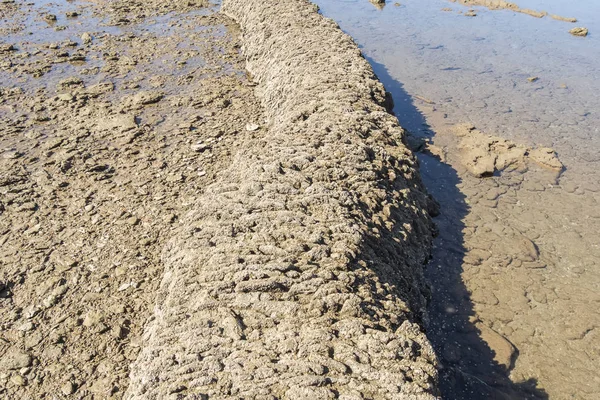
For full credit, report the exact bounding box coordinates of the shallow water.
[313,0,600,398]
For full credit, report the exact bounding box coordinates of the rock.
[464,150,496,177]
[17,322,35,332]
[405,134,426,152]
[89,377,115,395]
[96,114,138,133]
[44,14,57,22]
[131,91,163,105]
[527,76,539,82]
[0,44,16,53]
[57,92,75,102]
[83,311,103,327]
[58,76,83,89]
[61,381,76,395]
[0,348,32,371]
[81,32,93,44]
[191,142,211,152]
[529,147,563,170]
[569,27,588,37]
[10,374,26,386]
[66,11,79,18]
[477,323,517,370]
[245,123,260,131]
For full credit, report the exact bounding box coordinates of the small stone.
[126,216,139,225]
[0,348,32,371]
[83,311,102,327]
[10,374,26,386]
[569,27,588,37]
[58,76,83,89]
[0,44,16,53]
[81,32,93,44]
[61,381,76,395]
[66,11,79,18]
[131,91,163,105]
[191,142,210,152]
[118,282,134,291]
[527,76,539,82]
[18,322,35,332]
[44,14,57,22]
[245,123,260,131]
[57,92,75,102]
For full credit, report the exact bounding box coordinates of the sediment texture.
[126,0,439,398]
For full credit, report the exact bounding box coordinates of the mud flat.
[1,0,440,398]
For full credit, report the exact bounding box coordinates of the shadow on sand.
[365,55,548,400]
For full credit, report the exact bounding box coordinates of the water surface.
[312,0,600,398]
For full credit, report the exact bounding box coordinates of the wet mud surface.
[0,0,265,397]
[313,0,600,399]
[2,0,442,398]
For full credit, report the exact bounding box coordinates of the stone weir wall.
[126,0,440,398]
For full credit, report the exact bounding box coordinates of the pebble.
[0,44,16,53]
[191,142,210,152]
[81,32,93,44]
[10,374,26,387]
[245,123,260,131]
[132,91,163,105]
[61,381,76,395]
[569,27,588,37]
[0,348,32,371]
[83,311,103,327]
[18,322,35,332]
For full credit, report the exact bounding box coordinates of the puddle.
[313,0,600,398]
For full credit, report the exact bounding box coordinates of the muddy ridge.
[125,0,439,398]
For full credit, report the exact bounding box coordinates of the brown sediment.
[1,0,439,397]
[0,0,268,397]
[124,0,440,398]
